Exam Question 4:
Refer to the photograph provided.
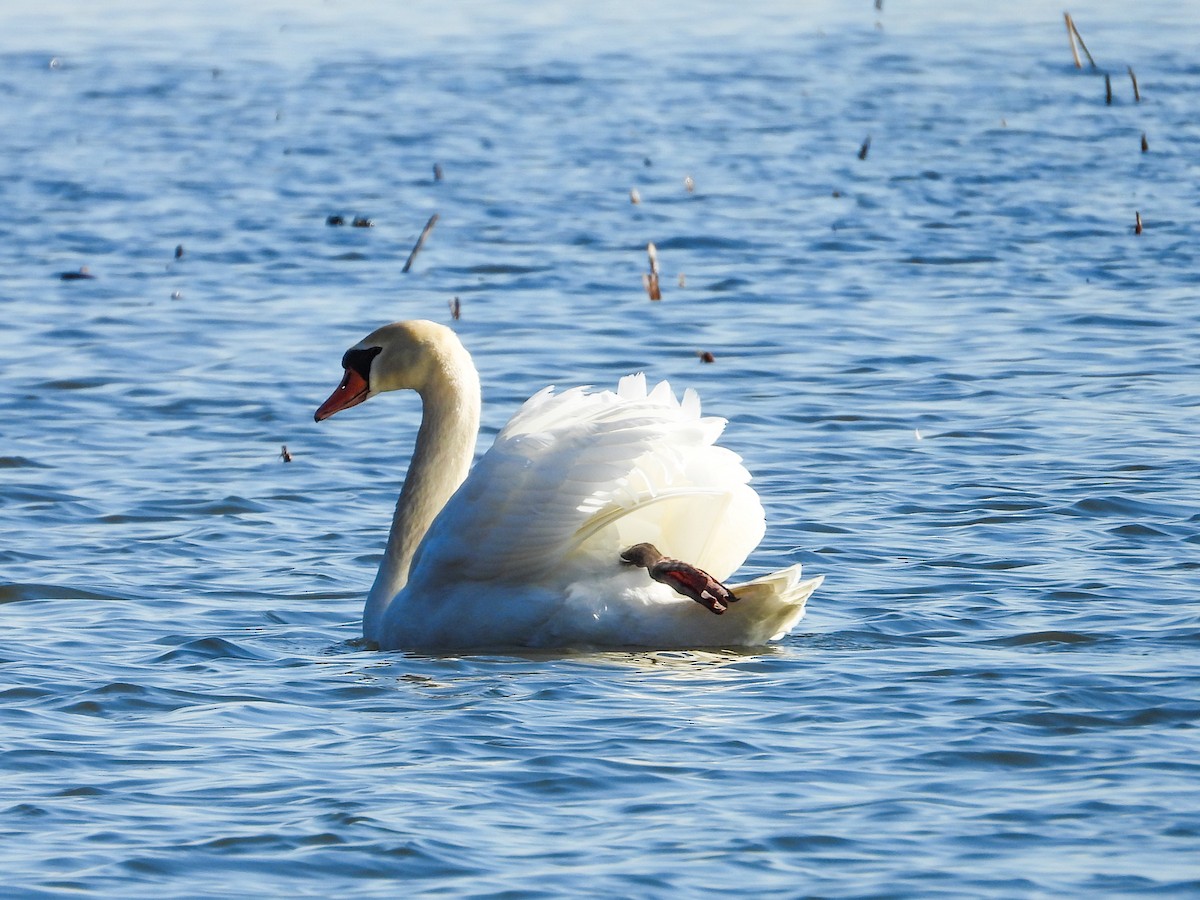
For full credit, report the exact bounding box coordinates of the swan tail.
[729,564,823,642]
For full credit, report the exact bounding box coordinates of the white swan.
[315,320,822,650]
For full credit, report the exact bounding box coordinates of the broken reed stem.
[1105,73,1112,105]
[402,213,439,273]
[640,241,662,299]
[1065,13,1097,69]
[1134,211,1143,235]
[1064,13,1082,68]
[1128,66,1141,101]
[1141,132,1149,152]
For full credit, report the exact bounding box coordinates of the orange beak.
[314,368,369,422]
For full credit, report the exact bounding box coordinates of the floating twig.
[1105,73,1112,105]
[858,136,871,160]
[1064,14,1096,69]
[402,214,439,273]
[1128,66,1140,102]
[1134,211,1143,235]
[449,296,461,320]
[280,445,293,463]
[1141,132,1149,153]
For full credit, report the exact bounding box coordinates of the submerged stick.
[1128,66,1141,101]
[402,213,439,273]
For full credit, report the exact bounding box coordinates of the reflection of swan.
[315,320,822,650]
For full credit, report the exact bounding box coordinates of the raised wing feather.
[407,377,764,590]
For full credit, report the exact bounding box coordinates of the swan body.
[315,320,822,650]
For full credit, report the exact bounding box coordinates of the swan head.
[314,320,459,422]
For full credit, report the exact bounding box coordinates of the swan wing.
[407,375,765,590]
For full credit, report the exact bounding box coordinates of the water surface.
[2,1,1198,896]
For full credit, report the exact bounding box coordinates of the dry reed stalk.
[1128,66,1140,101]
[402,214,439,273]
[1135,211,1143,235]
[1064,13,1082,68]
[1066,14,1097,69]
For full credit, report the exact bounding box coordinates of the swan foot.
[620,542,738,615]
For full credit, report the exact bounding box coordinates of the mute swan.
[315,320,822,650]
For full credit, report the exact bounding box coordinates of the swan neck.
[365,353,480,641]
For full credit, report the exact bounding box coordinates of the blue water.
[2,1,1199,896]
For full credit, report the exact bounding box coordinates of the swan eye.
[342,346,383,383]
